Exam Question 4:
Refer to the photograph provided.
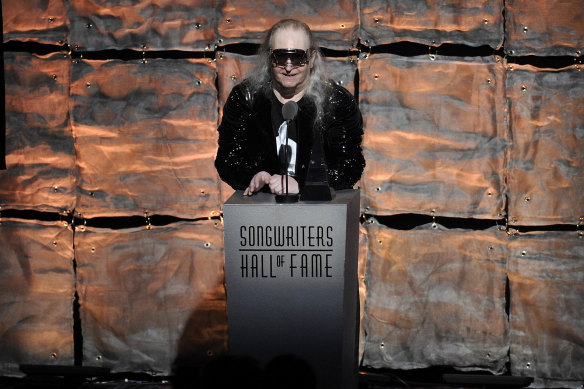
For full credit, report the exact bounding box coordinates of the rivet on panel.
[521,84,527,92]
[488,245,494,251]
[207,350,214,356]
[194,22,202,29]
[96,355,102,361]
[200,189,206,195]
[523,26,528,33]
[86,23,92,29]
[486,352,491,358]
[340,24,346,29]
[51,74,58,80]
[204,242,212,248]
[51,352,57,359]
[230,74,237,81]
[487,78,492,84]
[521,250,527,256]
[53,240,58,246]
[53,186,59,192]
[91,247,96,253]
[86,81,92,88]
[373,74,379,80]
[375,187,381,191]
[429,54,436,61]
[524,195,530,202]
[380,342,385,349]
[484,19,489,24]
[48,17,55,23]
[374,18,380,24]
[226,18,231,23]
[525,362,531,369]
[377,239,382,246]
[487,191,492,197]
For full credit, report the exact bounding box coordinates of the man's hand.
[244,171,272,196]
[269,174,299,195]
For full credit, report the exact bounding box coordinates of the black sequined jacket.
[215,80,365,191]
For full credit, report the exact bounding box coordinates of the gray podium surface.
[223,190,360,389]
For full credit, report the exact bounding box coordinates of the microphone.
[276,101,299,203]
[282,100,298,122]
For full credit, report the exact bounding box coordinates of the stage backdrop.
[2,1,583,388]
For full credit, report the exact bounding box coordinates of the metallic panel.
[0,52,75,213]
[75,220,226,374]
[505,0,584,56]
[359,54,507,218]
[2,0,68,44]
[361,220,509,372]
[68,0,216,51]
[0,218,75,375]
[507,65,584,226]
[359,0,504,48]
[216,0,359,50]
[70,58,220,219]
[508,231,584,387]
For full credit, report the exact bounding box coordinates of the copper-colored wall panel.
[0,219,75,375]
[508,231,584,385]
[75,220,226,374]
[217,0,359,50]
[70,58,220,219]
[505,0,584,56]
[507,65,584,226]
[68,0,216,51]
[2,0,68,44]
[361,220,508,372]
[360,0,504,48]
[1,52,75,213]
[359,55,507,218]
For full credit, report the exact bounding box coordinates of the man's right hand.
[244,171,272,196]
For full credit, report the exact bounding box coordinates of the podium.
[223,190,360,389]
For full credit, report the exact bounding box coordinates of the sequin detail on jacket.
[215,80,365,191]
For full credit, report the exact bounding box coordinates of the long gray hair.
[245,19,330,122]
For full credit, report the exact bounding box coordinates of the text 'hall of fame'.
[238,224,336,279]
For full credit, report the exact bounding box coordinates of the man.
[215,19,365,196]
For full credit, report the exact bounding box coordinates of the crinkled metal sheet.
[75,220,226,374]
[68,0,216,51]
[505,0,584,56]
[358,224,369,363]
[361,220,509,372]
[359,0,504,48]
[507,65,584,226]
[0,218,75,376]
[508,231,584,387]
[0,52,76,213]
[2,0,68,44]
[216,0,359,50]
[70,58,220,219]
[359,54,508,218]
